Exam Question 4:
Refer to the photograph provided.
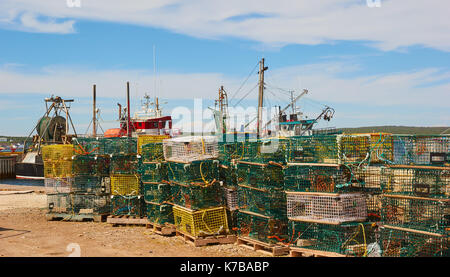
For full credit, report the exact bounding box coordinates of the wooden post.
[127,82,132,137]
[93,84,97,137]
[257,58,268,138]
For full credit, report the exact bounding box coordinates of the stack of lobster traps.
[164,136,234,246]
[378,135,450,257]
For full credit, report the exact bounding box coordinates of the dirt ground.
[0,185,268,257]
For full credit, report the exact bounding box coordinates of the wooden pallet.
[107,215,148,226]
[176,230,237,247]
[289,247,347,257]
[236,236,289,256]
[46,212,107,222]
[146,222,176,236]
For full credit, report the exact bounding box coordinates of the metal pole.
[93,84,97,137]
[127,82,132,137]
[257,58,267,138]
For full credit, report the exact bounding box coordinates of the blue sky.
[0,0,449,136]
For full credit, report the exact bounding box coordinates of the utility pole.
[257,58,268,138]
[92,84,97,137]
[127,82,132,137]
[290,90,295,114]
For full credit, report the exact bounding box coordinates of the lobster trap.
[44,160,73,178]
[71,193,110,214]
[283,164,351,193]
[173,205,229,237]
[343,164,384,192]
[286,135,339,164]
[145,201,174,225]
[163,136,218,163]
[44,177,73,194]
[143,182,172,204]
[138,162,168,183]
[219,164,237,189]
[72,155,110,176]
[137,134,170,154]
[140,143,165,163]
[170,181,224,210]
[286,192,367,224]
[381,165,450,198]
[110,174,140,196]
[288,221,378,257]
[393,135,450,166]
[167,160,219,186]
[103,137,137,155]
[236,161,284,190]
[381,195,449,234]
[42,144,74,161]
[110,154,138,175]
[111,195,144,216]
[380,225,449,257]
[238,185,286,219]
[73,137,105,155]
[365,193,382,222]
[72,175,110,194]
[47,193,71,213]
[235,210,289,245]
[337,133,394,165]
[240,139,288,164]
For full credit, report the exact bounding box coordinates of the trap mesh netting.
[380,166,450,198]
[72,155,110,176]
[110,174,141,196]
[110,154,138,175]
[288,221,378,257]
[44,160,73,178]
[286,192,367,224]
[170,181,224,210]
[42,144,74,161]
[381,195,449,234]
[236,162,284,190]
[173,205,229,237]
[238,185,286,219]
[47,193,110,214]
[140,142,165,163]
[73,137,105,155]
[235,210,289,245]
[111,195,144,216]
[167,160,219,185]
[137,135,170,154]
[393,135,450,166]
[143,182,171,204]
[103,137,137,155]
[379,226,449,257]
[138,162,168,183]
[45,177,73,194]
[286,135,339,164]
[163,136,218,163]
[72,176,110,194]
[145,201,174,225]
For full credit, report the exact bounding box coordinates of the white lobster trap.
[44,177,73,194]
[163,136,218,163]
[286,192,368,224]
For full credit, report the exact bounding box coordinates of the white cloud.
[0,0,449,51]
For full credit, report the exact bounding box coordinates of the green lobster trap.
[380,225,449,257]
[103,137,137,155]
[167,160,219,186]
[170,181,224,210]
[381,165,450,198]
[140,142,165,162]
[72,155,110,176]
[393,135,450,166]
[288,220,378,257]
[111,195,145,216]
[73,137,105,155]
[286,135,339,164]
[138,162,168,183]
[381,194,449,234]
[365,193,382,222]
[236,161,284,190]
[143,182,172,204]
[237,185,286,219]
[71,193,110,214]
[235,210,289,245]
[47,193,71,213]
[145,201,174,225]
[218,164,238,189]
[110,154,138,175]
[72,175,110,194]
[173,205,229,237]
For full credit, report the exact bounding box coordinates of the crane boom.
[263,89,308,128]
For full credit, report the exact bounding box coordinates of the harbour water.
[0,178,44,186]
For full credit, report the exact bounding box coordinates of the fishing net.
[380,226,449,257]
[110,195,145,216]
[286,192,367,224]
[381,195,449,234]
[169,181,224,210]
[140,142,165,163]
[173,205,229,237]
[167,160,219,186]
[288,221,378,257]
[145,201,174,225]
[235,210,289,245]
[238,185,286,219]
[236,161,284,190]
[138,162,168,183]
[393,135,450,166]
[163,136,218,163]
[380,166,450,198]
[143,182,172,204]
[72,155,110,176]
[110,154,138,175]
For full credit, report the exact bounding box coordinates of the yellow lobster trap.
[173,205,229,237]
[42,144,74,161]
[110,174,140,196]
[137,135,170,154]
[44,160,73,178]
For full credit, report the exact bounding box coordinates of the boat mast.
[257,58,268,138]
[92,84,97,137]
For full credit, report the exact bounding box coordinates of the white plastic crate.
[286,192,367,224]
[223,186,238,211]
[163,136,218,163]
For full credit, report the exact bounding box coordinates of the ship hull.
[15,162,44,180]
